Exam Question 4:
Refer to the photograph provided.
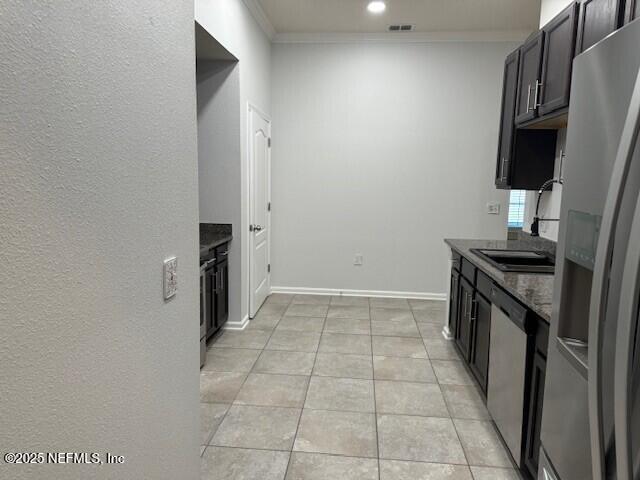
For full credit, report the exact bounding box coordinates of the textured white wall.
[522,0,575,240]
[270,41,513,295]
[196,0,272,321]
[197,61,244,326]
[0,1,200,479]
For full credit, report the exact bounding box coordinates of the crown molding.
[273,30,532,44]
[241,0,276,40]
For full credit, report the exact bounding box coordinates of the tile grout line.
[207,442,499,469]
[368,298,383,480]
[282,297,328,479]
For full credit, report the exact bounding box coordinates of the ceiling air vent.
[387,24,415,32]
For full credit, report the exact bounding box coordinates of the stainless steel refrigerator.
[539,18,640,480]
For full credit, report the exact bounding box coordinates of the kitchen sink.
[470,248,555,273]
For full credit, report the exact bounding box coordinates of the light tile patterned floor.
[200,294,523,480]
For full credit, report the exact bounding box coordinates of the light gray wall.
[0,2,199,479]
[196,0,272,321]
[271,41,514,296]
[197,61,243,325]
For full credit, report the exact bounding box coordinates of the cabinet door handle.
[526,84,532,113]
[534,80,543,108]
[470,300,477,323]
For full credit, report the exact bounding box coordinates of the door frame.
[247,103,272,318]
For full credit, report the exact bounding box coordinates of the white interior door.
[249,106,271,317]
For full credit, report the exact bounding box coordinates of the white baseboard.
[223,315,249,331]
[270,286,446,302]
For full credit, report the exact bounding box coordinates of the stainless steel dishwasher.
[487,285,529,467]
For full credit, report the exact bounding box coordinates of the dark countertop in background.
[200,223,232,256]
[445,238,556,322]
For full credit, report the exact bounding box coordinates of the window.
[508,190,526,228]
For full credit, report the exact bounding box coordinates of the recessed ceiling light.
[367,1,386,14]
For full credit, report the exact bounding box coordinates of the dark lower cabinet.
[203,242,230,340]
[214,258,229,330]
[469,293,491,394]
[455,278,474,362]
[524,351,547,478]
[204,263,216,336]
[576,0,623,54]
[626,0,640,23]
[539,3,578,116]
[448,249,551,480]
[449,269,460,338]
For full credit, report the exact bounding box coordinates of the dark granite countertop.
[445,238,555,322]
[200,223,232,256]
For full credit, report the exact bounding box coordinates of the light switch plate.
[354,254,363,266]
[164,257,177,300]
[487,201,501,215]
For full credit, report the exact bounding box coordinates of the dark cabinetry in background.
[455,277,475,362]
[576,0,624,54]
[451,261,492,395]
[203,242,230,340]
[214,254,229,330]
[495,129,557,190]
[449,269,460,338]
[624,0,640,23]
[496,49,520,188]
[524,317,549,479]
[469,291,491,393]
[495,0,628,190]
[447,249,550,478]
[540,3,579,115]
[515,32,545,124]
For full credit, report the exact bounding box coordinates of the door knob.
[250,224,263,232]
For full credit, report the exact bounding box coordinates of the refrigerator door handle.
[614,71,640,480]
[589,68,640,480]
[614,194,640,480]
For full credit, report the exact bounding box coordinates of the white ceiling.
[256,0,541,35]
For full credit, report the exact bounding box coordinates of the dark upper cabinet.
[496,129,558,190]
[515,31,545,125]
[576,0,623,54]
[496,49,520,189]
[539,3,579,115]
[455,278,474,361]
[469,293,491,394]
[625,0,640,23]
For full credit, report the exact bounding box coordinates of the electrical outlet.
[487,201,501,215]
[164,257,177,300]
[354,254,363,266]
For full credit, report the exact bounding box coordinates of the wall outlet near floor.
[163,257,177,300]
[486,201,501,215]
[354,254,363,266]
